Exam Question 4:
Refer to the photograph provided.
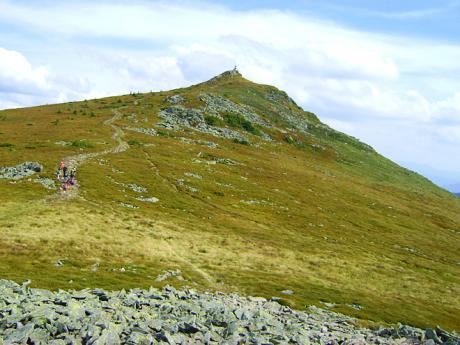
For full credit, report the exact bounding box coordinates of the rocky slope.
[1,280,459,345]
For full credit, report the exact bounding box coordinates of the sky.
[0,0,459,191]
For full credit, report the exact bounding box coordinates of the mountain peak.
[207,67,243,84]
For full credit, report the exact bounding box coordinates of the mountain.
[0,69,459,331]
[397,161,460,193]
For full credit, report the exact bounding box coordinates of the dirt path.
[55,109,129,199]
[164,239,215,286]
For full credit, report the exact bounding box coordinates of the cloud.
[0,47,49,96]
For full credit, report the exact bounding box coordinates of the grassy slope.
[1,73,459,331]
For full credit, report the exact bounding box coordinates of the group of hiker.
[56,161,77,192]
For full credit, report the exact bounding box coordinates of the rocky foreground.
[0,280,458,345]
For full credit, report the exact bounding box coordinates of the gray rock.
[281,290,294,295]
[125,127,158,137]
[126,183,148,193]
[0,279,457,345]
[135,196,159,203]
[0,161,43,180]
[165,94,185,105]
[156,106,250,143]
[184,172,202,180]
[4,322,35,343]
[35,177,56,189]
[200,93,272,128]
[426,328,442,344]
[120,202,139,209]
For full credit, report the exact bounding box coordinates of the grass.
[0,73,459,332]
[70,139,93,148]
[204,114,224,127]
[223,111,262,136]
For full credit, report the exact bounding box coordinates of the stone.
[4,324,32,343]
[54,259,65,267]
[156,105,250,143]
[126,183,148,193]
[184,172,202,180]
[281,290,294,295]
[120,202,138,209]
[35,177,57,189]
[125,127,158,137]
[426,328,442,344]
[0,279,457,345]
[0,161,43,180]
[165,94,185,105]
[178,322,200,334]
[136,196,159,203]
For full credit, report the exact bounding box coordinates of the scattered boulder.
[155,269,183,282]
[136,196,159,203]
[120,202,138,209]
[125,127,157,137]
[55,141,72,146]
[184,172,202,180]
[126,183,148,193]
[165,94,185,105]
[35,177,56,189]
[0,162,43,180]
[281,290,294,295]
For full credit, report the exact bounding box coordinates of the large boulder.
[0,162,43,180]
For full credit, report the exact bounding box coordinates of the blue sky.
[0,0,459,191]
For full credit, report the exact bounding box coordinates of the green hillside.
[1,70,459,331]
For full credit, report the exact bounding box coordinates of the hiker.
[63,165,68,180]
[70,167,76,179]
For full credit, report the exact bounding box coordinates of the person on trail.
[68,167,77,187]
[63,165,68,180]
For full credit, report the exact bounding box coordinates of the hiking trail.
[53,109,128,199]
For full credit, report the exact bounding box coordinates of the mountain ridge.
[0,70,459,331]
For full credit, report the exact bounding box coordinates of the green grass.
[70,139,93,148]
[0,72,459,332]
[204,114,224,127]
[223,111,262,136]
[127,139,143,147]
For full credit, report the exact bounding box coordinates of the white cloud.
[0,47,49,95]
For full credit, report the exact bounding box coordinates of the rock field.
[1,280,459,345]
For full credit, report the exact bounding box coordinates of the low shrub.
[205,115,224,127]
[70,140,93,148]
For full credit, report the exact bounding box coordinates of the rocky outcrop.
[1,279,458,344]
[157,106,249,143]
[200,93,271,129]
[0,162,42,180]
